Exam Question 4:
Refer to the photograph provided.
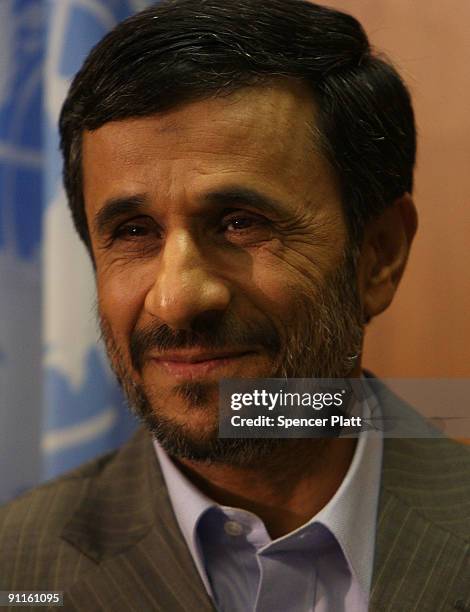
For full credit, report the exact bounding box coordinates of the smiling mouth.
[150,350,255,378]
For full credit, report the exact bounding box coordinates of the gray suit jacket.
[0,382,469,611]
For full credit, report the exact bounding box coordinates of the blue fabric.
[0,0,45,503]
[0,0,154,504]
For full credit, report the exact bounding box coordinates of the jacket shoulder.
[369,372,470,538]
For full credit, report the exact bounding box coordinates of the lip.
[150,350,254,378]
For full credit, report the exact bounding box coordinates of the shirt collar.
[311,394,383,596]
[154,441,215,593]
[154,382,383,599]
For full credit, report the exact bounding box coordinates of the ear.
[359,194,418,321]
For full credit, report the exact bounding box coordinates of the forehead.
[82,81,336,217]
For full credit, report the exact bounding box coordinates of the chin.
[152,419,285,466]
[131,384,275,464]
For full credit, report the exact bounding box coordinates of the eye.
[225,217,255,232]
[115,223,148,239]
[111,216,160,242]
[220,211,273,245]
[222,213,267,233]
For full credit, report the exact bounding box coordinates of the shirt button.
[224,520,244,536]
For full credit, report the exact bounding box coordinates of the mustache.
[129,312,281,372]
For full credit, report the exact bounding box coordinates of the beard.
[99,245,364,466]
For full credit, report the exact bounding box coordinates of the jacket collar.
[61,427,216,610]
[62,427,162,562]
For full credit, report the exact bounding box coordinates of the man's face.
[83,82,364,462]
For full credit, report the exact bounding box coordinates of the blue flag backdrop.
[0,0,153,504]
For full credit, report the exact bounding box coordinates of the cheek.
[239,249,310,346]
[96,264,152,343]
[250,263,294,310]
[248,237,337,306]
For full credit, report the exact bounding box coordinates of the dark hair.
[59,0,416,251]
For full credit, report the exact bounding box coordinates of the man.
[1,0,469,610]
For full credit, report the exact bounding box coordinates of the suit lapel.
[61,428,215,611]
[63,527,215,611]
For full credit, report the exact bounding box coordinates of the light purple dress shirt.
[154,397,383,612]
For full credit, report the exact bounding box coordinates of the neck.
[177,436,357,539]
[177,365,363,539]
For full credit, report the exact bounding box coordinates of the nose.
[144,229,232,330]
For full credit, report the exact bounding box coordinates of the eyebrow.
[202,187,286,216]
[93,185,286,237]
[93,194,148,237]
